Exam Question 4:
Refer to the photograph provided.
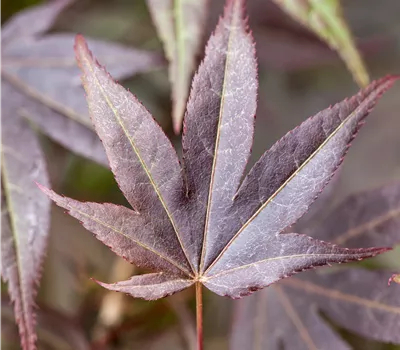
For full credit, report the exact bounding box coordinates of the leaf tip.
[91,277,114,291]
[364,246,392,258]
[74,33,88,52]
[388,274,400,286]
[173,116,183,135]
[74,34,91,66]
[35,182,50,196]
[36,183,63,207]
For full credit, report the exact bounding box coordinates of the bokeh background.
[2,0,400,349]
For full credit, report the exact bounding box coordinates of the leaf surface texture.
[41,0,396,300]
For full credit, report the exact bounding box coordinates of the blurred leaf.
[2,0,163,166]
[271,0,370,87]
[2,297,90,350]
[304,182,400,247]
[146,0,208,133]
[232,269,400,349]
[1,0,70,42]
[286,270,400,343]
[1,81,51,350]
[231,282,350,350]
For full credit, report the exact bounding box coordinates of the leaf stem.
[195,282,203,350]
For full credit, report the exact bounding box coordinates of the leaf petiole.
[195,282,203,350]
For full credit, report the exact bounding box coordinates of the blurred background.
[2,0,400,349]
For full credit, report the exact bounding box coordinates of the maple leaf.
[1,0,162,166]
[40,0,395,302]
[231,182,400,348]
[146,0,209,133]
[1,80,51,350]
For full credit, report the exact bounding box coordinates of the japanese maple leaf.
[231,182,400,349]
[40,0,396,300]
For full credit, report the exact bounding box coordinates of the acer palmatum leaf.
[1,0,162,166]
[231,182,400,348]
[2,81,51,350]
[146,0,209,133]
[40,0,395,301]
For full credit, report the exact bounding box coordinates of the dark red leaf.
[40,0,395,301]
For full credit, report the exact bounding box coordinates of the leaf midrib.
[199,0,239,274]
[1,154,32,347]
